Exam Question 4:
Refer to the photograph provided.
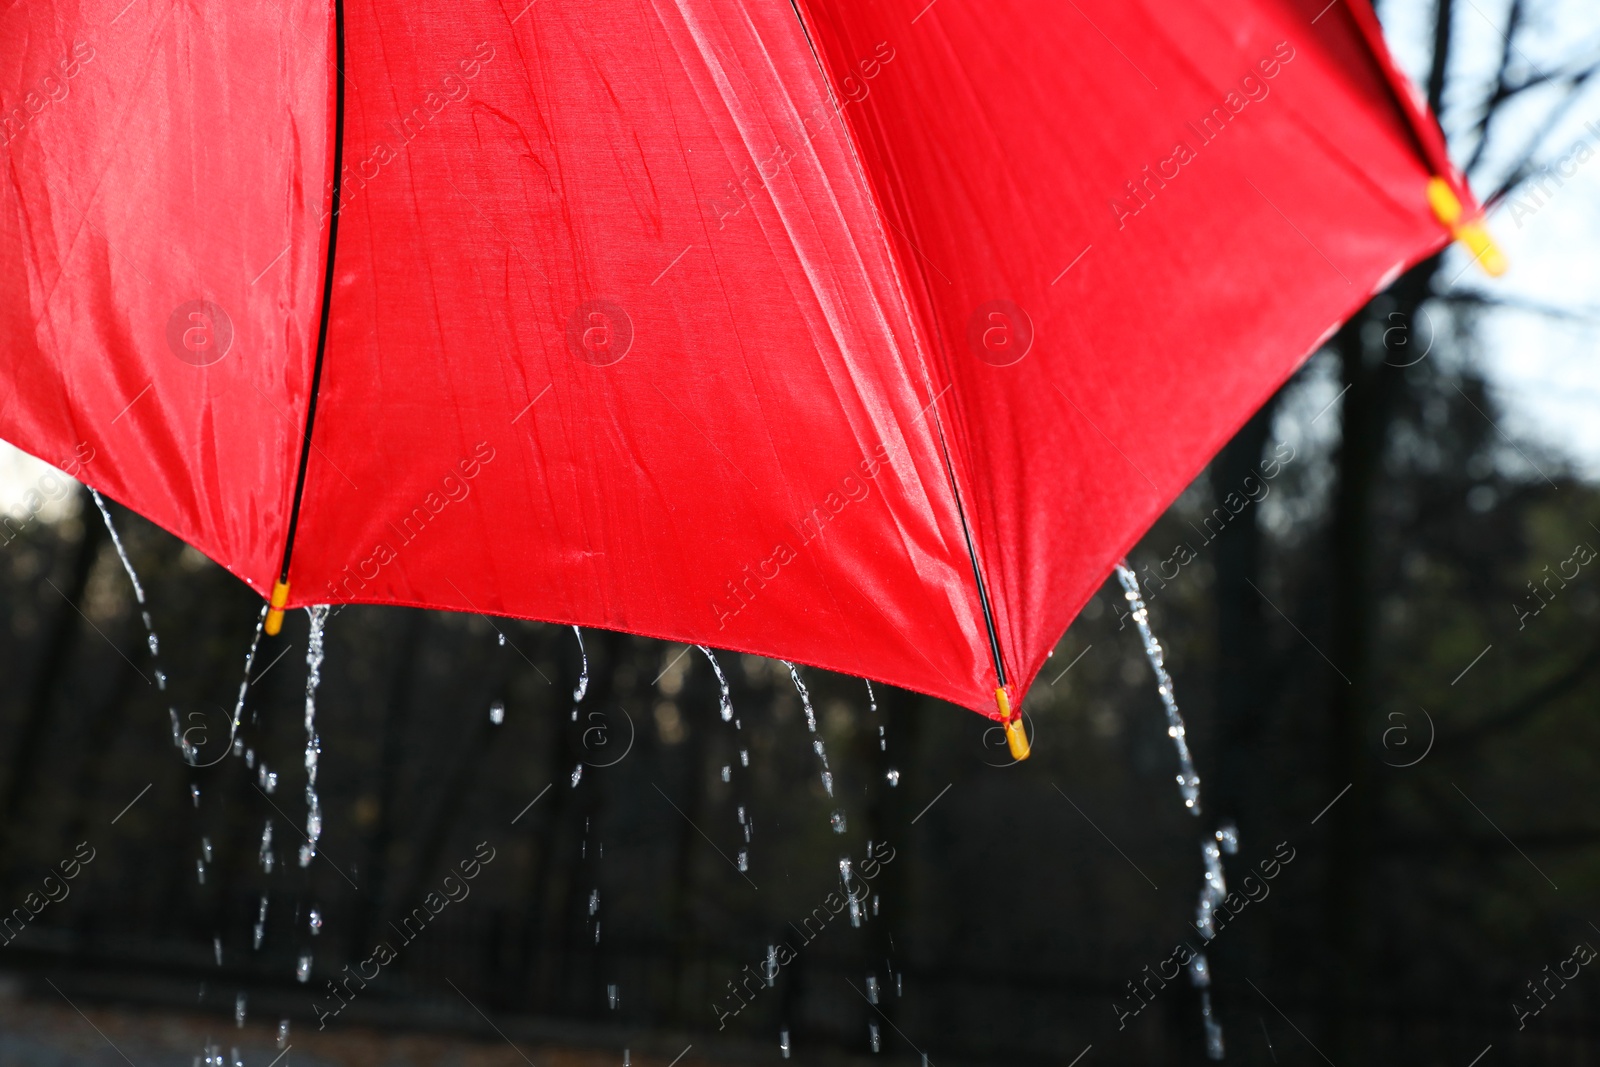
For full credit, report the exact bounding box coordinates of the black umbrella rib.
[276,0,348,594]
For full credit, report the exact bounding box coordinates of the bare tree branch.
[1482,64,1600,206]
[1436,642,1600,751]
[1433,291,1600,323]
[1462,0,1525,175]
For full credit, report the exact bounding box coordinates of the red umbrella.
[1,0,1498,751]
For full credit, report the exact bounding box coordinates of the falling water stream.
[1114,564,1201,812]
[299,606,330,869]
[1116,562,1228,1059]
[90,496,287,1045]
[565,627,619,1045]
[698,647,753,871]
[91,491,186,755]
[571,626,591,787]
[867,677,902,1050]
[782,662,901,1054]
[781,662,844,824]
[572,624,590,705]
[87,499,1191,1061]
[228,608,268,748]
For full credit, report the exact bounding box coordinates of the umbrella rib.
[275,0,349,596]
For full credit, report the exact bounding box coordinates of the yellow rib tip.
[996,686,1031,761]
[1427,177,1506,277]
[1456,221,1508,277]
[1426,176,1463,226]
[264,580,290,636]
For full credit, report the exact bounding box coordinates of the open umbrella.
[1,0,1498,748]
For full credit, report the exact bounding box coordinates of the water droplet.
[213,936,222,966]
[1215,820,1239,855]
[201,837,213,863]
[737,848,749,872]
[589,888,600,916]
[148,633,159,656]
[787,668,812,735]
[785,663,837,803]
[740,748,749,767]
[498,632,506,646]
[296,952,312,983]
[780,1028,791,1059]
[737,805,746,825]
[869,1020,881,1052]
[155,669,167,690]
[277,1019,290,1048]
[190,784,201,807]
[258,821,274,873]
[608,982,619,1009]
[766,945,778,985]
[571,764,584,787]
[721,765,731,783]
[245,748,255,768]
[489,701,505,725]
[885,768,900,787]
[235,992,246,1027]
[1201,988,1224,1058]
[830,810,847,834]
[698,646,734,721]
[1115,564,1202,815]
[309,907,322,935]
[196,858,206,884]
[866,975,880,1004]
[91,491,147,605]
[301,606,330,872]
[231,737,243,757]
[571,626,589,702]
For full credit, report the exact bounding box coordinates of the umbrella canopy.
[1,0,1491,722]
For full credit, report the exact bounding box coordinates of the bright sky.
[3,0,1597,518]
[1384,0,1600,477]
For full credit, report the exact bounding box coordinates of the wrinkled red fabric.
[1,0,1462,714]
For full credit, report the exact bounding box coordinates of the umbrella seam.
[782,0,1008,695]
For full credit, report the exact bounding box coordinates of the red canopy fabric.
[1,0,1469,715]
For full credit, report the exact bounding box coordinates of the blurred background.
[2,0,1598,1063]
